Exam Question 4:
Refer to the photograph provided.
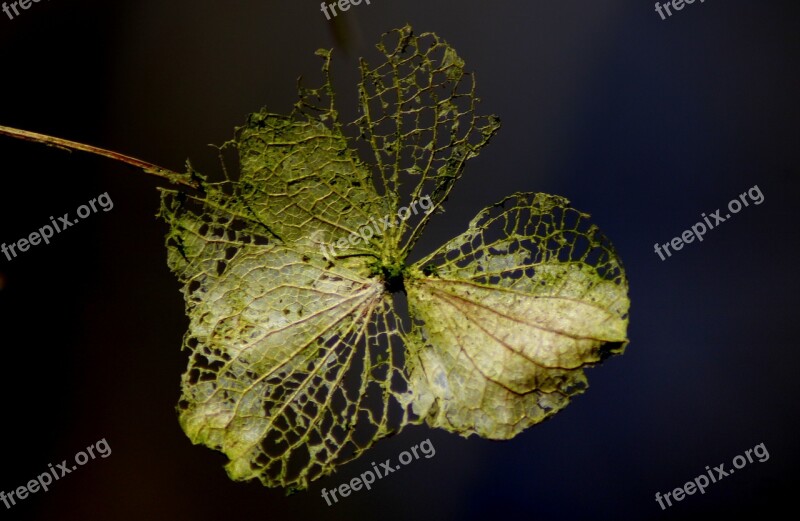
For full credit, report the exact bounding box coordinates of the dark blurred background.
[0,1,798,519]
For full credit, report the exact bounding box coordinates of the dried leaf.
[158,25,629,490]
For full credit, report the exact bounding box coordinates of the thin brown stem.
[0,124,199,189]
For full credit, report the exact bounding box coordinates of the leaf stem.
[0,124,199,189]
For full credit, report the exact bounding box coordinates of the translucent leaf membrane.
[355,25,500,255]
[233,75,390,258]
[157,25,629,491]
[406,193,629,439]
[161,192,419,489]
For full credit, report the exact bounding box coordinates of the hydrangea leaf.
[155,25,630,491]
[0,25,630,493]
